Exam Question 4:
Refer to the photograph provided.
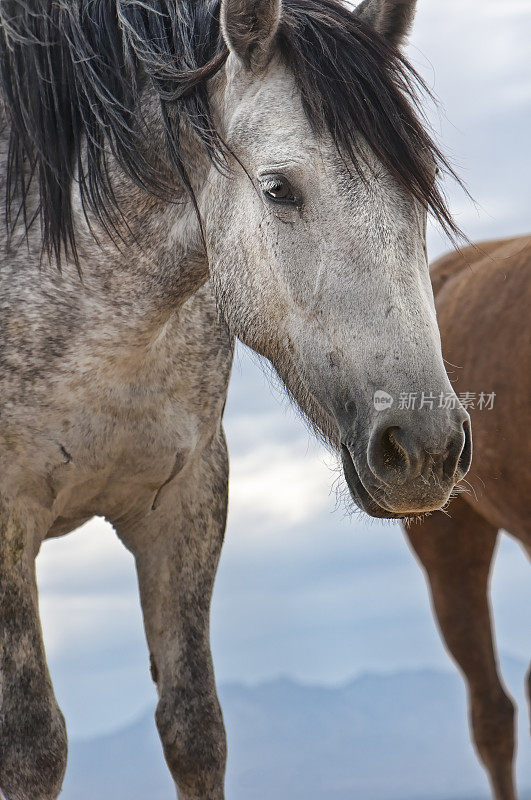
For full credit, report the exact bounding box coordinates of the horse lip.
[340,444,405,520]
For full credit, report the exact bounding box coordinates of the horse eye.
[260,175,298,205]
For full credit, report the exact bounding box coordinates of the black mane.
[0,0,462,262]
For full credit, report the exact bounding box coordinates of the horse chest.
[1,273,232,532]
[0,364,206,535]
[46,391,202,523]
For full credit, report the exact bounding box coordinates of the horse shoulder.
[430,237,521,297]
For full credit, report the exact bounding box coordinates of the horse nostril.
[442,419,472,480]
[368,424,423,485]
[457,419,473,477]
[381,427,408,471]
[368,416,472,487]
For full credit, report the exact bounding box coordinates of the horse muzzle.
[340,408,472,518]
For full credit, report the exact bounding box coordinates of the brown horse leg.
[0,500,67,800]
[404,497,517,800]
[526,663,531,736]
[116,430,229,800]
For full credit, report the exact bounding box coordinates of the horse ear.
[221,0,282,72]
[356,0,417,46]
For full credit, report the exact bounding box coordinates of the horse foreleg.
[404,497,517,800]
[0,502,67,800]
[115,430,228,800]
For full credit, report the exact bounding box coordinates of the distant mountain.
[61,662,531,800]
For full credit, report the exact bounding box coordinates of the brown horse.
[402,236,531,800]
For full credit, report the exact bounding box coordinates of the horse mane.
[0,0,462,263]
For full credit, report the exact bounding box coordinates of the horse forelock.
[0,0,463,264]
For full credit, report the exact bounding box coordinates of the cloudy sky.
[36,0,530,744]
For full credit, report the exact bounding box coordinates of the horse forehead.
[225,61,313,147]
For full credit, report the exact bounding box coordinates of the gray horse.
[0,1,472,798]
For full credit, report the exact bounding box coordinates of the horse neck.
[4,124,208,313]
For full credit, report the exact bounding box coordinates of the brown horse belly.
[432,236,531,540]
